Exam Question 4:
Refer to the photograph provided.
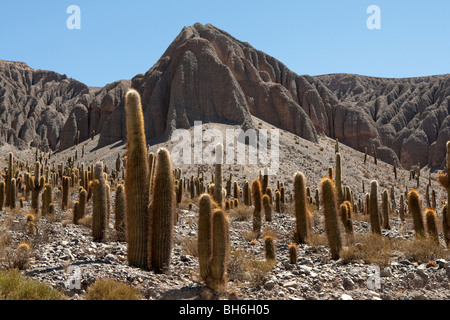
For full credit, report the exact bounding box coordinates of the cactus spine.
[148,148,176,274]
[320,177,342,260]
[124,89,150,269]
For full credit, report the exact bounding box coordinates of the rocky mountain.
[1,23,450,170]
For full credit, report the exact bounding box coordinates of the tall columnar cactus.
[320,177,342,260]
[264,234,276,262]
[425,208,439,245]
[148,148,176,274]
[92,162,108,242]
[4,152,14,207]
[261,167,269,196]
[442,205,450,248]
[233,181,239,200]
[340,201,353,235]
[10,178,16,209]
[213,143,224,208]
[115,183,126,241]
[243,181,249,206]
[335,153,343,205]
[399,194,405,221]
[408,189,425,238]
[0,181,5,211]
[27,162,45,213]
[262,194,272,222]
[41,183,52,217]
[77,188,87,223]
[125,89,150,269]
[382,189,391,230]
[438,141,450,206]
[62,176,70,210]
[252,179,262,238]
[369,180,382,235]
[293,172,310,244]
[198,194,229,292]
[275,190,281,213]
[198,193,213,284]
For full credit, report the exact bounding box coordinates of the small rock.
[341,294,353,300]
[380,267,392,277]
[399,259,411,265]
[342,277,355,290]
[264,280,276,290]
[283,281,297,288]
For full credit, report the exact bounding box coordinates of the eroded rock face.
[0,60,89,151]
[317,73,450,169]
[123,23,319,145]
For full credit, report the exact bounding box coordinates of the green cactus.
[275,190,281,213]
[382,189,391,230]
[264,234,276,262]
[335,152,343,205]
[425,208,439,245]
[293,172,310,244]
[262,194,272,222]
[213,143,224,208]
[148,148,176,274]
[115,184,126,241]
[198,193,229,292]
[243,181,249,206]
[340,201,353,235]
[369,180,382,235]
[0,181,5,211]
[124,89,150,270]
[443,204,450,248]
[288,243,297,264]
[408,189,425,238]
[27,162,45,213]
[252,179,262,238]
[92,162,108,242]
[41,183,52,217]
[320,177,342,260]
[62,176,70,210]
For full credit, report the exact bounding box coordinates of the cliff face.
[1,23,450,170]
[317,73,450,169]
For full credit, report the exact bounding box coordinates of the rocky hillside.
[1,23,450,171]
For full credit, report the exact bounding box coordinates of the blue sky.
[1,0,449,87]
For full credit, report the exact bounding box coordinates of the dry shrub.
[83,278,142,300]
[340,234,392,268]
[394,237,449,263]
[228,205,253,222]
[227,247,275,288]
[0,269,66,300]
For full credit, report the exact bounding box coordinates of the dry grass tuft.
[83,278,142,300]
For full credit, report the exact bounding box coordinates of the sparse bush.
[0,269,66,300]
[83,278,142,300]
